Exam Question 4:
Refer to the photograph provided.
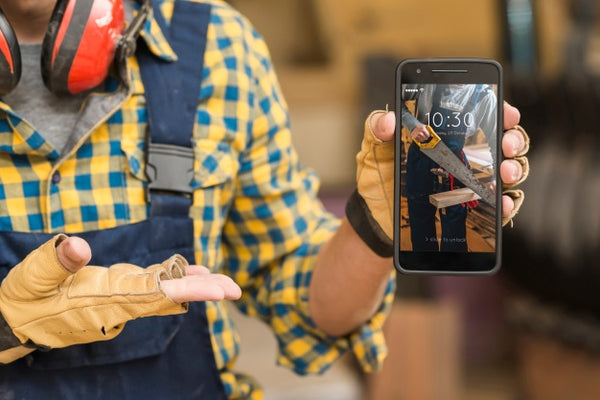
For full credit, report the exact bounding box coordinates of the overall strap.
[136,0,212,217]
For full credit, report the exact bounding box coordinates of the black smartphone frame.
[394,58,503,274]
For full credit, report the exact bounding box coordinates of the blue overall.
[406,84,483,252]
[0,2,227,399]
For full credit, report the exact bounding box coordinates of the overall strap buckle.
[145,142,194,202]
[136,0,211,216]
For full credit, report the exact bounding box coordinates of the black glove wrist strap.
[345,189,394,258]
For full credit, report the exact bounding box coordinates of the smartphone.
[394,58,503,274]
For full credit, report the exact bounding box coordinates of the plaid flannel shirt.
[0,1,395,398]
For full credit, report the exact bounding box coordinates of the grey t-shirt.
[3,44,90,154]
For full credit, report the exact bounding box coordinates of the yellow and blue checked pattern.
[0,1,395,398]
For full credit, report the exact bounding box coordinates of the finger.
[502,195,515,218]
[500,159,523,185]
[371,111,396,142]
[185,265,211,276]
[502,128,526,158]
[503,102,521,130]
[161,274,242,303]
[56,236,92,273]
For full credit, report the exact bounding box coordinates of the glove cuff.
[0,311,22,352]
[345,189,394,258]
[0,310,39,364]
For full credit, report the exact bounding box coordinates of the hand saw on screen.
[413,125,496,207]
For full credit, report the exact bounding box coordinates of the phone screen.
[394,59,502,274]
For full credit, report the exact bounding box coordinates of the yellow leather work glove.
[0,234,188,364]
[346,110,395,258]
[502,125,530,226]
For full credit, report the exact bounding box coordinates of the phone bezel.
[394,58,503,275]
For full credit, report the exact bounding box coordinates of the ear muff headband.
[0,10,21,96]
[42,0,125,95]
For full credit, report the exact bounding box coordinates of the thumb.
[1,236,92,300]
[56,236,92,273]
[369,111,396,142]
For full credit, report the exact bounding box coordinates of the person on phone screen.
[0,1,529,398]
[402,83,508,252]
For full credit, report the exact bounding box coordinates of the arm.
[309,219,392,336]
[217,13,394,375]
[401,84,423,133]
[402,85,434,142]
[402,100,430,143]
[309,110,396,337]
[402,100,421,133]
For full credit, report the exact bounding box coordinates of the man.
[0,0,528,399]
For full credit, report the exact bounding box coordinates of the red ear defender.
[0,10,21,96]
[42,0,125,95]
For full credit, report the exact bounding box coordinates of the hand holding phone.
[394,59,503,274]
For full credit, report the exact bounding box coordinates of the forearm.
[402,103,420,132]
[309,218,393,337]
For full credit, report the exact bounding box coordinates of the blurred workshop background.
[226,0,600,399]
